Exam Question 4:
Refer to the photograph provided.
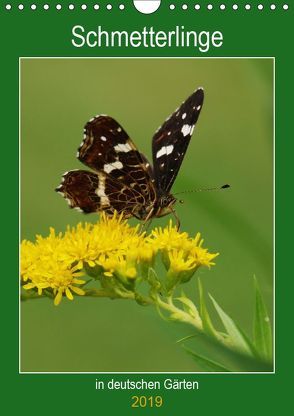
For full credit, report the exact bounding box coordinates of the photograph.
[20,57,273,373]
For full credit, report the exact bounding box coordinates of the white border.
[19,56,275,375]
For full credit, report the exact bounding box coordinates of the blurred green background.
[21,58,273,372]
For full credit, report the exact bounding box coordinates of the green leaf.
[170,312,185,321]
[198,279,219,339]
[253,276,272,361]
[176,291,199,319]
[181,330,272,372]
[183,346,231,372]
[176,290,189,314]
[176,334,197,344]
[147,267,161,290]
[209,294,255,356]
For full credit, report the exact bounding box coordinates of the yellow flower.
[21,229,86,305]
[188,232,218,268]
[97,253,121,277]
[188,246,219,268]
[168,249,197,274]
[62,212,143,268]
[150,220,193,252]
[136,241,156,263]
[21,212,218,304]
[21,240,38,282]
[23,263,85,306]
[98,252,138,283]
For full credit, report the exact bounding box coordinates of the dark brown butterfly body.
[56,88,205,226]
[134,193,177,221]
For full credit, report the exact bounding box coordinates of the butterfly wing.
[79,115,155,197]
[152,88,204,194]
[55,169,148,217]
[56,115,156,217]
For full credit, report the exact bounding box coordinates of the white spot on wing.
[96,174,110,206]
[156,145,174,159]
[101,136,107,142]
[182,113,187,119]
[181,124,192,137]
[114,143,132,153]
[104,161,123,173]
[197,105,201,111]
[63,169,78,176]
[156,147,166,159]
[65,198,72,207]
[74,207,84,213]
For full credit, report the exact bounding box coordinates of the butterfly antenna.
[174,184,230,196]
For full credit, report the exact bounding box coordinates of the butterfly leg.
[170,208,181,231]
[141,218,153,233]
[138,206,156,234]
[132,206,154,234]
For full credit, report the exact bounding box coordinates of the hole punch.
[133,0,161,15]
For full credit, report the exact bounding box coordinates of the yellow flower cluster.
[150,222,218,290]
[21,213,218,305]
[21,229,85,306]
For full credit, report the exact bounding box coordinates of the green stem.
[155,295,203,331]
[84,287,135,300]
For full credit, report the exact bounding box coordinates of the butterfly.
[56,87,205,228]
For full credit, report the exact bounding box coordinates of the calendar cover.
[1,1,292,414]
